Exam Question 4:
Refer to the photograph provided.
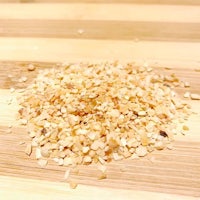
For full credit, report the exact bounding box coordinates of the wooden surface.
[0,1,200,199]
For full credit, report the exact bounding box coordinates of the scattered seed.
[77,29,84,35]
[184,82,190,88]
[194,68,200,72]
[82,146,90,153]
[138,111,146,116]
[35,148,42,159]
[8,124,12,128]
[20,119,28,125]
[69,181,78,189]
[18,89,25,93]
[53,158,59,163]
[97,165,107,173]
[98,172,107,180]
[159,130,168,138]
[19,141,25,145]
[8,74,13,78]
[71,168,79,175]
[64,169,70,180]
[10,88,15,93]
[120,167,126,172]
[149,156,156,163]
[134,38,139,42]
[6,129,12,134]
[19,77,27,83]
[190,93,200,100]
[183,92,190,98]
[135,146,147,157]
[64,157,73,166]
[166,143,173,150]
[155,141,165,150]
[37,159,48,168]
[58,158,64,166]
[83,156,92,163]
[7,98,13,105]
[28,64,36,71]
[25,144,32,156]
[41,148,50,158]
[182,125,189,131]
[164,67,172,70]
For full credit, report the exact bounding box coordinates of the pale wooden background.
[0,0,200,199]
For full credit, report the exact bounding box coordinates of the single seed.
[138,111,146,116]
[183,92,190,98]
[194,68,200,72]
[164,67,172,70]
[8,74,13,78]
[6,129,12,134]
[8,124,12,128]
[82,146,90,153]
[71,168,79,175]
[58,158,64,166]
[64,157,73,166]
[159,130,168,137]
[37,159,48,168]
[155,141,165,150]
[28,64,36,71]
[64,169,70,180]
[20,119,27,125]
[20,76,28,82]
[10,88,15,93]
[97,165,107,173]
[77,29,84,35]
[84,156,92,163]
[182,125,189,131]
[190,93,200,100]
[25,144,32,156]
[19,141,25,145]
[135,146,147,157]
[35,148,42,159]
[98,172,107,180]
[166,143,173,150]
[69,181,78,189]
[41,148,50,158]
[184,82,190,88]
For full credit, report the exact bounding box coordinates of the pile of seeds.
[18,62,191,167]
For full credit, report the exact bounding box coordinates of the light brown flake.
[184,82,190,88]
[98,172,107,180]
[64,169,70,180]
[35,148,42,159]
[182,125,189,131]
[183,92,190,98]
[25,144,32,156]
[37,159,48,168]
[69,181,78,189]
[28,64,36,71]
[155,141,165,150]
[135,146,147,157]
[190,93,200,100]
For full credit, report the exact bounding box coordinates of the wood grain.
[0,38,200,63]
[0,1,200,199]
[1,4,200,23]
[9,0,200,6]
[0,176,197,200]
[1,19,200,42]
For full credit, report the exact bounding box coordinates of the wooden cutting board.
[0,1,200,199]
